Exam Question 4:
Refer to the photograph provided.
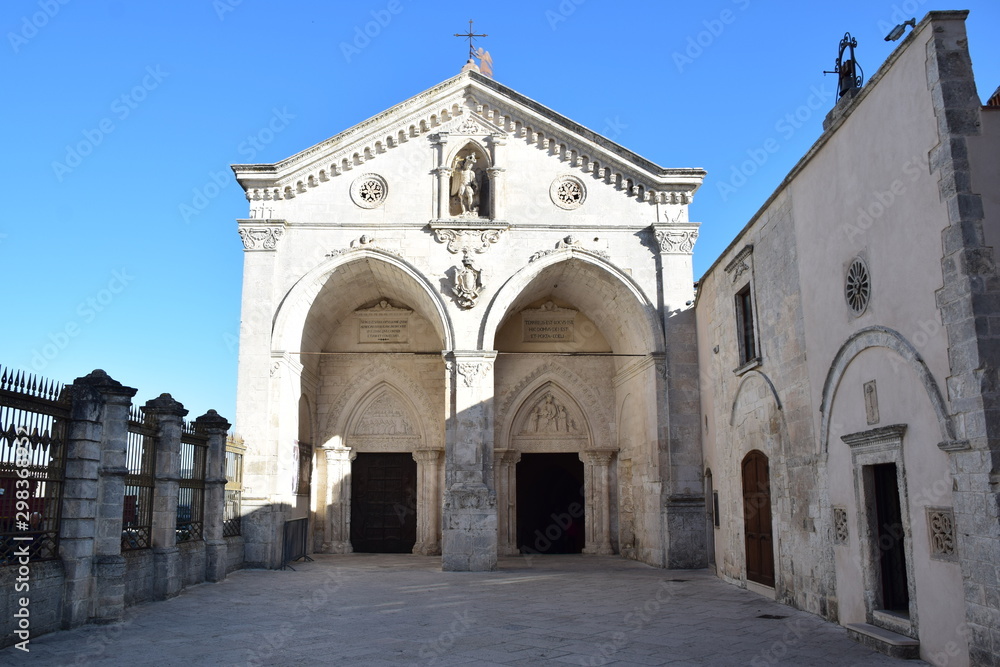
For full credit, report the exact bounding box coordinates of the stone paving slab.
[3,554,922,666]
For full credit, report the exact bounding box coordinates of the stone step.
[846,622,920,660]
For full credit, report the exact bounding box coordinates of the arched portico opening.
[270,252,450,556]
[486,253,666,563]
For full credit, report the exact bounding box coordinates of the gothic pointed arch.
[321,360,441,452]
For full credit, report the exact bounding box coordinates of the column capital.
[323,447,355,462]
[581,449,617,466]
[494,448,521,465]
[412,449,444,464]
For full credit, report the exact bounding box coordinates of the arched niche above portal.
[495,296,611,353]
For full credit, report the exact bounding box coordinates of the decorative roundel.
[550,175,586,210]
[845,257,871,316]
[350,173,388,209]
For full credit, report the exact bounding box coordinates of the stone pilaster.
[196,409,231,583]
[323,448,353,553]
[145,393,187,600]
[441,351,498,571]
[412,449,444,555]
[60,370,136,628]
[925,13,1000,664]
[581,450,616,555]
[494,449,520,556]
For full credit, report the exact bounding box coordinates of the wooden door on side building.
[742,450,775,587]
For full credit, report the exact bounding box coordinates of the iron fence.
[223,436,243,537]
[281,517,313,570]
[0,367,68,564]
[177,422,207,543]
[122,405,155,550]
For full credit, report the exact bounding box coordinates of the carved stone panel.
[833,506,849,544]
[927,507,957,561]
[353,392,415,436]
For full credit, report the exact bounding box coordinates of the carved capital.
[238,226,284,251]
[412,449,444,465]
[581,449,617,466]
[456,361,491,388]
[652,223,700,255]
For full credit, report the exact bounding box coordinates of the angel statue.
[451,153,480,216]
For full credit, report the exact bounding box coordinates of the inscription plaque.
[357,300,411,344]
[521,301,577,343]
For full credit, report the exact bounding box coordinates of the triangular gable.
[232,70,705,206]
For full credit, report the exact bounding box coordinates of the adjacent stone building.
[232,11,1000,665]
[697,11,998,665]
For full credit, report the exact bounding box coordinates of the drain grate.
[757,614,788,620]
[664,579,689,583]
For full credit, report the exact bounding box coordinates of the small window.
[713,491,720,528]
[736,285,757,364]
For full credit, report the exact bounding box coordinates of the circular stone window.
[350,173,388,209]
[845,257,871,316]
[550,175,586,210]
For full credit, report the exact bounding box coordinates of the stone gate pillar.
[441,351,498,571]
[323,447,353,553]
[196,409,231,582]
[145,393,187,600]
[412,449,443,555]
[581,450,616,555]
[493,449,520,556]
[61,370,136,628]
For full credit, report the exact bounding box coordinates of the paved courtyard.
[6,554,920,666]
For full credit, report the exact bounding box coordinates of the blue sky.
[3,0,998,425]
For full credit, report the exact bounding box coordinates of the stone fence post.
[145,393,187,600]
[60,369,136,629]
[196,409,231,582]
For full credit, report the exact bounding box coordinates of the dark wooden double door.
[742,450,775,587]
[351,453,417,553]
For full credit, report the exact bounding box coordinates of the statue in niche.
[450,152,486,217]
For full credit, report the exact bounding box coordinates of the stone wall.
[0,369,241,650]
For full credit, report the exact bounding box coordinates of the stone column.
[581,450,616,555]
[145,393,187,600]
[493,449,520,556]
[412,449,444,555]
[487,132,506,220]
[60,370,136,628]
[434,167,453,220]
[441,351,498,571]
[196,409,231,583]
[432,131,451,220]
[323,448,353,553]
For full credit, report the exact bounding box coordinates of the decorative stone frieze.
[432,226,507,254]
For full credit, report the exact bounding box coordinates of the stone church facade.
[232,61,706,573]
[232,11,999,665]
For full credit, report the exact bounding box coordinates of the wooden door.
[742,450,775,587]
[350,453,417,553]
